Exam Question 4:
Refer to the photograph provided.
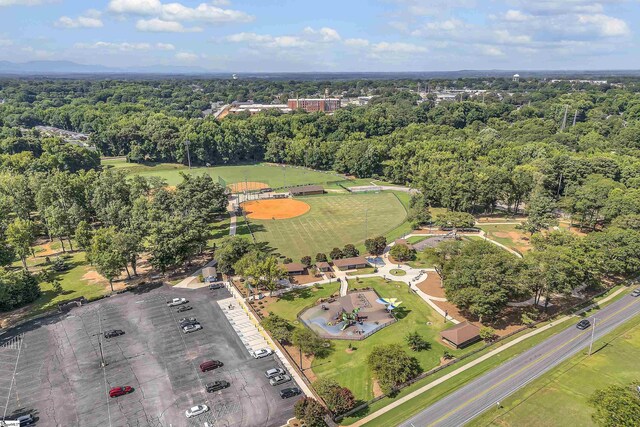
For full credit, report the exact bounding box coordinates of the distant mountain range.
[0,60,639,79]
[0,60,212,75]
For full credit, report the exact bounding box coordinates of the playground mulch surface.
[227,181,270,193]
[242,199,310,220]
[416,272,445,299]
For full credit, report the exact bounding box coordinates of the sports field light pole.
[364,208,368,243]
[588,316,598,356]
[184,139,192,169]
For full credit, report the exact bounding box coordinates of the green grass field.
[247,193,408,261]
[266,282,341,322]
[101,159,345,188]
[468,310,640,427]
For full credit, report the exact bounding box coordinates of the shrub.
[589,382,640,427]
[314,378,356,414]
[479,326,497,342]
[294,397,327,427]
[51,257,67,272]
[405,331,431,351]
[367,344,422,394]
[315,253,328,262]
[301,256,312,267]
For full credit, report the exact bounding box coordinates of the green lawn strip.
[104,160,345,188]
[249,193,407,260]
[468,312,640,427]
[346,267,376,276]
[310,277,475,401]
[406,236,428,244]
[340,286,629,426]
[207,213,231,247]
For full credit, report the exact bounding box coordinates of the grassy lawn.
[207,213,231,247]
[346,267,376,276]
[389,269,406,276]
[265,283,341,322]
[102,159,345,188]
[307,277,476,401]
[30,251,109,315]
[406,236,428,244]
[468,308,640,427]
[407,250,437,269]
[248,193,408,261]
[479,224,531,253]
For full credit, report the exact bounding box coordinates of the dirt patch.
[242,199,310,220]
[82,270,107,285]
[283,343,317,382]
[288,272,323,286]
[416,272,445,299]
[228,181,270,193]
[372,379,384,398]
[492,231,531,252]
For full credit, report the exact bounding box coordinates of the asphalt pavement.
[399,290,640,427]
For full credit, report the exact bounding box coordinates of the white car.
[269,374,291,386]
[167,297,187,307]
[182,324,202,333]
[265,368,286,379]
[250,348,273,359]
[185,404,209,418]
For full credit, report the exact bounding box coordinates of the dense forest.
[1,76,640,316]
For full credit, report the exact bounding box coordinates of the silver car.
[167,297,187,307]
[265,368,285,379]
[185,404,209,418]
[269,374,291,386]
[182,323,202,333]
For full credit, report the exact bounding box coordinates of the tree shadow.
[129,281,165,295]
[393,306,412,320]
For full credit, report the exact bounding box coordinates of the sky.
[0,0,638,72]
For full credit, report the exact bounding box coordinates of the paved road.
[399,290,640,427]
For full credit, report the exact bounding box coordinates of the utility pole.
[588,317,598,356]
[184,139,191,169]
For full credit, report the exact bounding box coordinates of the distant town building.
[287,98,341,113]
[512,74,520,82]
[222,102,291,117]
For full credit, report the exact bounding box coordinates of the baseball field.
[245,192,408,260]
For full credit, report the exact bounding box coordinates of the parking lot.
[0,284,296,427]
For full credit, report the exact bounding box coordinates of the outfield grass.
[101,159,345,188]
[468,307,640,427]
[247,193,408,261]
[307,277,476,401]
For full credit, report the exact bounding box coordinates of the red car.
[109,386,133,398]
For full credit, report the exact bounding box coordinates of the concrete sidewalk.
[345,286,627,426]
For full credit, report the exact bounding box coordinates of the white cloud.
[175,51,199,61]
[136,18,201,32]
[303,26,341,42]
[480,45,505,56]
[74,41,174,52]
[578,14,630,37]
[493,30,531,45]
[56,14,103,29]
[344,38,370,47]
[211,0,230,5]
[107,0,161,15]
[225,32,309,48]
[21,46,54,58]
[425,19,464,31]
[108,0,253,23]
[503,10,530,22]
[371,42,427,54]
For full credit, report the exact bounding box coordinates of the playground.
[299,290,397,340]
[242,199,311,220]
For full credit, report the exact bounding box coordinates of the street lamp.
[588,316,598,356]
[184,139,192,169]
